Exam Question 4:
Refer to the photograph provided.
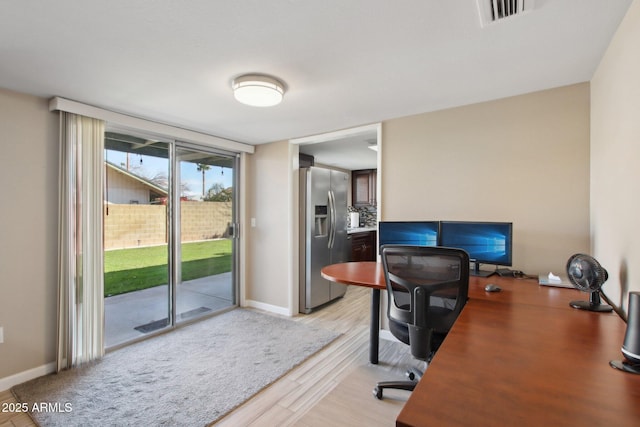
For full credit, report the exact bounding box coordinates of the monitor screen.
[439,221,512,266]
[378,221,439,252]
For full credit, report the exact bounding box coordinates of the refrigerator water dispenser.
[315,205,328,237]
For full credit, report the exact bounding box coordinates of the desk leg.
[370,288,380,364]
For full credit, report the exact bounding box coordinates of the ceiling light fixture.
[232,74,285,107]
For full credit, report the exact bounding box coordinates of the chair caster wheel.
[373,386,383,400]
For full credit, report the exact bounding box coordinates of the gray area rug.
[12,309,339,426]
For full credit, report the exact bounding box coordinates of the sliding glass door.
[174,145,237,324]
[104,131,238,348]
[104,133,171,348]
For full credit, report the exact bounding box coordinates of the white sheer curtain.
[57,112,105,371]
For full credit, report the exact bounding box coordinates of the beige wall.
[0,89,58,380]
[381,83,591,275]
[244,140,297,314]
[591,0,640,312]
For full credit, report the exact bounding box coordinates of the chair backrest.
[381,245,470,361]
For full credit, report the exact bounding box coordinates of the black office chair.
[373,245,469,399]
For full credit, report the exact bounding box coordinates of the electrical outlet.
[0,326,4,344]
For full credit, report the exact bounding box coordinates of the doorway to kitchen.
[293,123,381,228]
[104,130,238,348]
[291,123,381,315]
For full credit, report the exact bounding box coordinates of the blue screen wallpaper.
[439,222,511,265]
[379,222,439,248]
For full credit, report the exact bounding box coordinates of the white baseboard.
[244,299,292,317]
[0,362,56,392]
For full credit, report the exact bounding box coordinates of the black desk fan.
[566,253,613,312]
[566,255,640,374]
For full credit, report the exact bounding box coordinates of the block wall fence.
[104,201,231,249]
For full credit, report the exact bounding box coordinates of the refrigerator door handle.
[328,190,336,248]
[331,190,337,248]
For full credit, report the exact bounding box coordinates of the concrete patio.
[105,272,234,348]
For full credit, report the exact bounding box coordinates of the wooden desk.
[321,262,640,426]
[320,262,584,364]
[321,261,385,364]
[397,283,640,426]
[467,274,585,309]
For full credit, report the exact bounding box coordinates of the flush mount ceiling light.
[232,74,285,107]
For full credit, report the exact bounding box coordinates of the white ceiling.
[298,128,379,170]
[0,1,632,154]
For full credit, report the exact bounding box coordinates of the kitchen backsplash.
[348,205,377,228]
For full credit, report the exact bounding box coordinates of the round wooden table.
[321,261,385,289]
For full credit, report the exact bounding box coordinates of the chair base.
[373,380,416,399]
[406,367,423,381]
[373,368,423,400]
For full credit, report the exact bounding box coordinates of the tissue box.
[538,274,573,288]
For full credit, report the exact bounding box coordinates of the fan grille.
[566,254,608,293]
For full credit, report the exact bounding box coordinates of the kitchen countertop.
[347,226,377,234]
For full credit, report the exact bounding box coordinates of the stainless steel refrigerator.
[299,167,349,313]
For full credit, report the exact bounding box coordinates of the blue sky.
[106,150,233,198]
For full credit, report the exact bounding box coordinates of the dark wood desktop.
[321,262,640,426]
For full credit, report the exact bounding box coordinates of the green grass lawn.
[104,239,232,297]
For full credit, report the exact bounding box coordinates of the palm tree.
[196,163,211,198]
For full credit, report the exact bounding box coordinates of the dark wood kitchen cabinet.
[350,231,377,262]
[352,169,377,207]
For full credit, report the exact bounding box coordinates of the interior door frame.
[290,123,382,314]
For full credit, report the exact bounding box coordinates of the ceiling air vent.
[476,0,535,27]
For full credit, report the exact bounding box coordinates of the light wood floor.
[214,285,414,426]
[1,285,414,427]
[0,390,36,427]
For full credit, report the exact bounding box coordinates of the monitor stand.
[470,261,495,277]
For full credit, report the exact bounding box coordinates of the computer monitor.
[378,221,439,253]
[439,221,513,277]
